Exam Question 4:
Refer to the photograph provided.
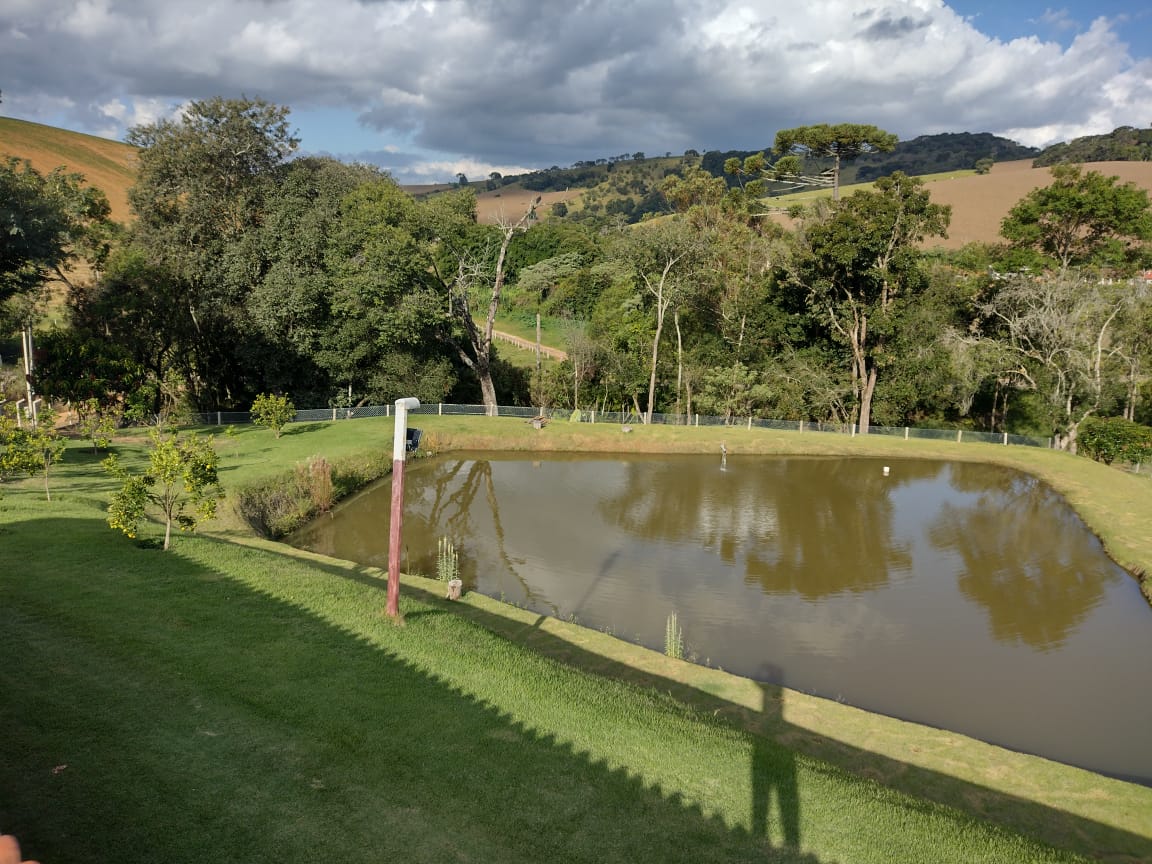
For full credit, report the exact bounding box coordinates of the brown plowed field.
[921,159,1152,249]
[0,117,138,223]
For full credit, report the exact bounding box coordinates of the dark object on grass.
[405,427,422,452]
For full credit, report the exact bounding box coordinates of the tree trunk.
[858,366,877,434]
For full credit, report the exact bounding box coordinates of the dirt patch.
[475,188,580,224]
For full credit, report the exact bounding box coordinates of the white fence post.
[904,427,909,440]
[956,429,962,443]
[439,403,443,416]
[1003,432,1008,445]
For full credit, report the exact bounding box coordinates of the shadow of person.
[750,664,800,849]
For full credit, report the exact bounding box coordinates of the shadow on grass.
[283,549,1151,862]
[3,510,1144,862]
[1,516,828,864]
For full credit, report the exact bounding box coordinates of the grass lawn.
[2,417,1150,863]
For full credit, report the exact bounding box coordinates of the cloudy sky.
[2,0,1150,182]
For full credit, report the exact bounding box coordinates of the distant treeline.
[1033,126,1152,167]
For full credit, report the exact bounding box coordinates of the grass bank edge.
[210,414,1152,840]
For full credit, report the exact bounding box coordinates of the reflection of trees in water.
[927,463,1115,651]
[408,459,557,613]
[599,458,933,600]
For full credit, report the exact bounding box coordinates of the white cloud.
[1,0,1148,170]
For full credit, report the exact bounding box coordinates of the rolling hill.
[4,117,1152,249]
[0,117,138,222]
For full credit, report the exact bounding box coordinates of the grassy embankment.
[2,416,1151,863]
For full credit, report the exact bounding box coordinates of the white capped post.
[387,397,420,618]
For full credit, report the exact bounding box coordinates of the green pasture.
[2,416,1150,863]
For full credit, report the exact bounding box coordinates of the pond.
[290,453,1152,784]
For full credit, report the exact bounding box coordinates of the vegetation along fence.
[192,404,1052,449]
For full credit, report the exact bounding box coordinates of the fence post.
[439,403,443,416]
[695,413,699,427]
[799,419,804,433]
[1003,432,1008,446]
[747,416,752,430]
[956,429,962,443]
[591,409,596,424]
[851,423,856,437]
[904,427,909,440]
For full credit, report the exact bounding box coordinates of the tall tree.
[612,219,704,424]
[324,177,458,404]
[435,195,541,415]
[774,123,898,201]
[125,97,298,407]
[788,173,950,433]
[973,275,1130,450]
[1000,163,1152,273]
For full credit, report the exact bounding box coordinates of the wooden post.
[386,397,420,619]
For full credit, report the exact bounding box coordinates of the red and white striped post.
[386,397,420,618]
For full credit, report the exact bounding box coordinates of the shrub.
[1079,416,1152,465]
[233,449,393,539]
[251,393,295,438]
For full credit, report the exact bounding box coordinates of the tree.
[125,96,299,408]
[1000,164,1152,273]
[250,393,295,438]
[324,178,461,405]
[1,157,113,305]
[974,158,994,175]
[0,411,67,501]
[774,123,898,201]
[612,219,704,423]
[104,430,222,550]
[788,173,950,433]
[973,275,1129,450]
[436,195,541,414]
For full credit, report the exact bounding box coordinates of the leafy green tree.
[972,275,1132,449]
[787,173,950,433]
[0,412,67,501]
[250,393,295,438]
[611,219,705,423]
[974,158,994,175]
[1000,164,1152,273]
[323,177,460,405]
[76,398,122,454]
[125,97,299,408]
[1,157,113,306]
[104,430,222,550]
[774,123,898,201]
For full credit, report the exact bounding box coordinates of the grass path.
[2,418,1150,863]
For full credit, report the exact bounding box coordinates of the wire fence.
[190,403,1053,449]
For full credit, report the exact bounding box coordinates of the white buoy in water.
[883,466,890,476]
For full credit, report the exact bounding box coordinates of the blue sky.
[3,1,1150,183]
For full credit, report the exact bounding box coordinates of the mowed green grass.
[2,419,1150,863]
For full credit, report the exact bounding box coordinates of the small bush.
[1079,416,1152,465]
[233,449,393,538]
[251,393,295,439]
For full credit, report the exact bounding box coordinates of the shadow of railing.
[3,516,831,864]
[282,548,1151,861]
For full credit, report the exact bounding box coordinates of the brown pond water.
[290,453,1152,784]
